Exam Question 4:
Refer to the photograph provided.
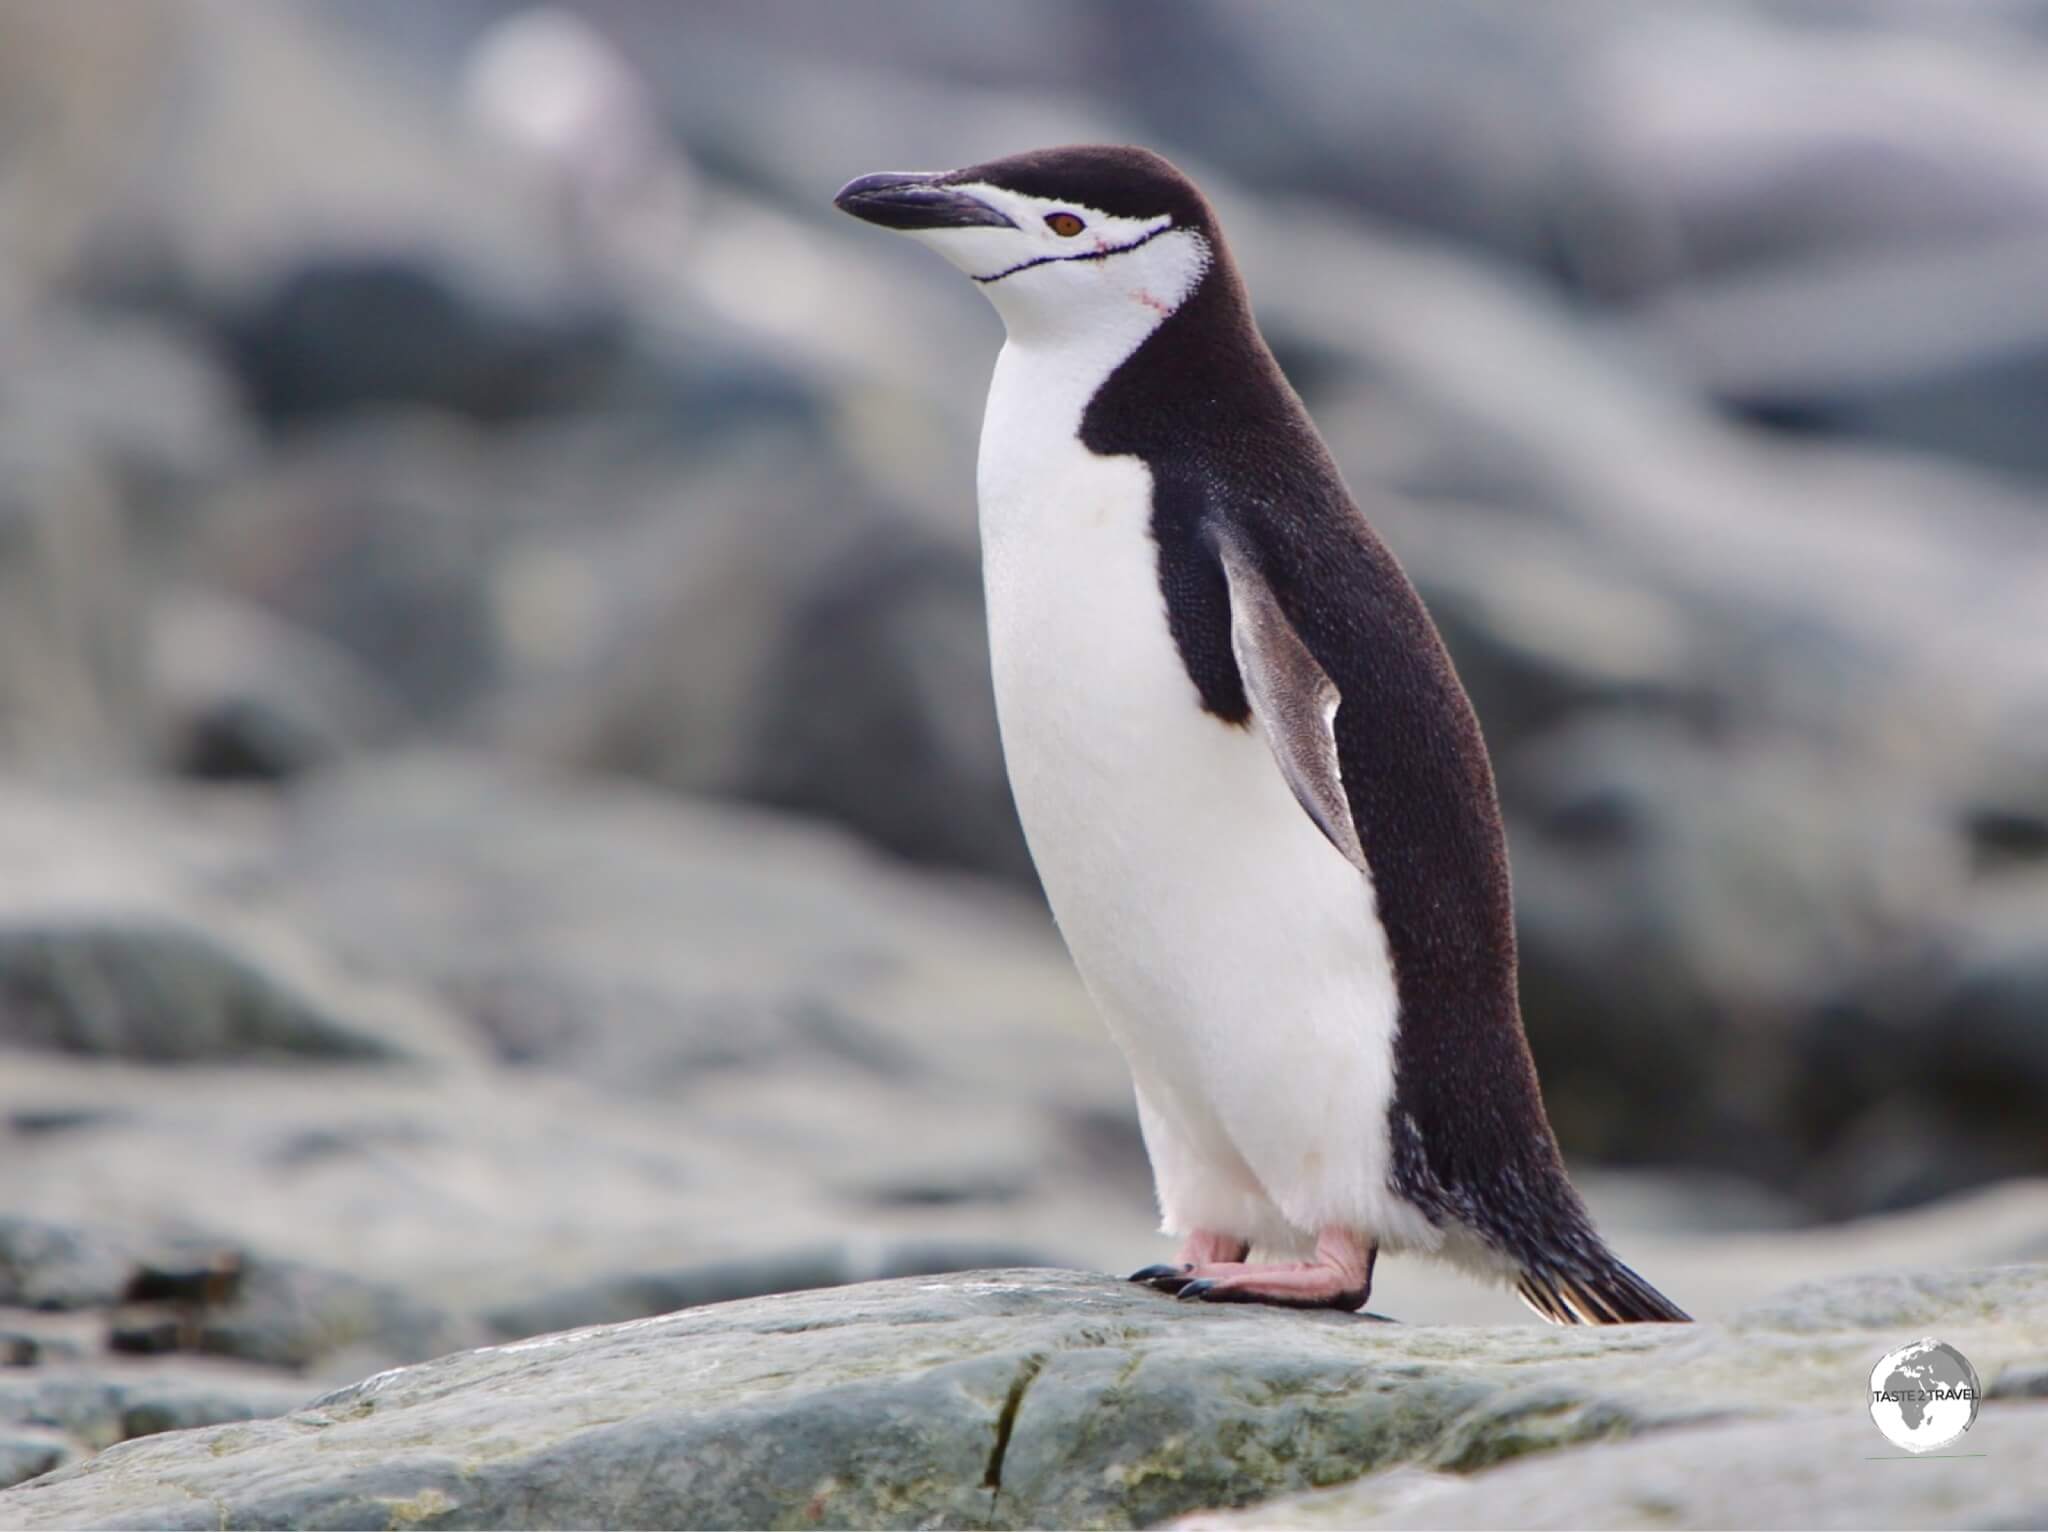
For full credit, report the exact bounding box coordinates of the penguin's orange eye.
[1045,212,1085,237]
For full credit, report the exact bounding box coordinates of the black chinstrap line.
[971,221,1175,285]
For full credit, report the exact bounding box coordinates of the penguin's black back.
[1069,172,1597,1271]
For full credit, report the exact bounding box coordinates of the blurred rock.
[193,418,512,722]
[0,760,1151,1339]
[744,519,1033,880]
[0,308,248,532]
[5,1263,2045,1530]
[148,593,403,782]
[0,1222,137,1314]
[482,1238,1066,1338]
[0,1215,468,1381]
[0,378,148,771]
[0,921,401,1066]
[0,1431,72,1493]
[477,430,1026,881]
[110,1254,478,1375]
[223,257,625,428]
[0,304,249,773]
[1990,1360,2048,1400]
[0,1357,307,1470]
[259,754,1103,1106]
[1620,233,2048,479]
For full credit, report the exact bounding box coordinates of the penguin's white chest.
[975,341,1426,1253]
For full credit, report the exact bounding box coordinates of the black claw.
[1128,1263,1196,1294]
[1176,1279,1215,1301]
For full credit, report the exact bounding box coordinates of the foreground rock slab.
[1175,1412,2048,1531]
[4,1265,2045,1530]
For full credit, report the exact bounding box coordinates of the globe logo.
[1868,1338,1980,1453]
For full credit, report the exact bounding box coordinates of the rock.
[0,1356,308,1465]
[1174,1413,2048,1530]
[221,256,624,428]
[0,760,1154,1338]
[147,593,402,782]
[1619,233,2048,480]
[472,429,1026,881]
[106,1253,481,1376]
[3,1264,2044,1530]
[258,754,1115,1118]
[0,307,248,533]
[0,301,249,776]
[0,1430,74,1493]
[1989,1360,2048,1400]
[0,387,148,772]
[0,1216,474,1380]
[482,1239,1067,1339]
[0,1222,138,1313]
[0,921,401,1065]
[741,518,1034,881]
[192,418,513,724]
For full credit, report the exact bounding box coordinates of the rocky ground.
[1,755,2045,1523]
[4,1266,2046,1529]
[3,1,2048,1525]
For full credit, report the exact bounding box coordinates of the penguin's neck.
[1078,251,1300,467]
[977,234,1234,539]
[980,230,1214,433]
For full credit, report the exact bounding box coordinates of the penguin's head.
[834,145,1217,341]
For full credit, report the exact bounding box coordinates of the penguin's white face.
[835,153,1215,346]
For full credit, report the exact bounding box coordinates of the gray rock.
[0,1222,138,1313]
[0,1430,74,1493]
[0,763,1155,1337]
[0,1359,308,1458]
[3,1264,2043,1531]
[0,920,401,1065]
[0,307,248,533]
[0,1216,475,1379]
[192,419,511,723]
[1175,1412,2048,1530]
[0,301,249,777]
[258,754,1117,1118]
[1988,1359,2048,1399]
[0,401,148,772]
[742,518,1034,881]
[1621,233,2048,480]
[148,593,403,782]
[482,1239,1068,1338]
[472,426,1021,883]
[109,1254,482,1376]
[221,255,625,428]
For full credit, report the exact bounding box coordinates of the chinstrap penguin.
[834,145,1688,1324]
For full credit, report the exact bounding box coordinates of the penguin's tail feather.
[1515,1258,1691,1325]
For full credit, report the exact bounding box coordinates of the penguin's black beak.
[833,172,1017,232]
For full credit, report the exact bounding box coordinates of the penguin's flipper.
[1218,539,1369,876]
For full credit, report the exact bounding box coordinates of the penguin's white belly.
[978,408,1431,1255]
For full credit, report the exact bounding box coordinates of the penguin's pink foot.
[1128,1230,1249,1294]
[1175,1229,1377,1312]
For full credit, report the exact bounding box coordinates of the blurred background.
[3,0,2048,1457]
